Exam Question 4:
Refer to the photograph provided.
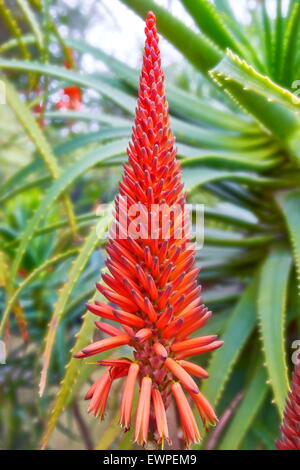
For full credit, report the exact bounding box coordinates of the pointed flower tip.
[146,11,156,24]
[73,350,85,358]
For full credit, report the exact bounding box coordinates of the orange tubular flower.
[74,11,223,449]
[276,362,300,450]
[56,48,82,111]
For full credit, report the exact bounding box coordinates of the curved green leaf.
[181,0,241,53]
[202,275,258,406]
[66,37,251,134]
[258,247,292,416]
[218,362,268,450]
[16,0,43,50]
[40,307,96,449]
[119,0,222,73]
[39,209,112,396]
[0,59,136,114]
[0,249,78,336]
[280,2,300,85]
[210,50,300,160]
[2,76,77,240]
[277,189,300,294]
[39,214,112,449]
[9,139,126,298]
[182,166,286,191]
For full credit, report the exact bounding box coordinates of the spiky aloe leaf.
[2,77,77,257]
[119,0,222,73]
[218,361,268,450]
[201,275,258,407]
[0,249,78,336]
[181,0,242,54]
[280,2,300,85]
[277,190,300,294]
[258,248,292,416]
[210,50,300,161]
[39,208,112,396]
[40,306,98,449]
[8,139,126,308]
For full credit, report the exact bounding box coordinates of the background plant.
[0,0,300,450]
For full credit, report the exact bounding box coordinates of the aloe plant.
[0,0,300,450]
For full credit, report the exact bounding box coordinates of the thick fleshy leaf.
[218,362,268,450]
[0,249,78,336]
[210,50,300,161]
[10,139,126,289]
[119,0,222,73]
[202,276,258,406]
[66,37,252,133]
[258,247,292,416]
[277,190,300,294]
[39,208,112,396]
[181,0,242,53]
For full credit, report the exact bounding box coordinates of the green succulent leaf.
[9,139,126,292]
[202,275,258,407]
[218,362,268,450]
[181,0,242,54]
[258,247,292,416]
[39,208,112,396]
[40,307,97,449]
[210,50,300,161]
[0,249,78,336]
[66,37,251,133]
[280,2,300,85]
[277,189,300,294]
[119,0,222,73]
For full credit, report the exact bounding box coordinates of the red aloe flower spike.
[74,11,222,449]
[276,362,300,450]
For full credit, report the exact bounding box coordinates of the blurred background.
[0,0,300,450]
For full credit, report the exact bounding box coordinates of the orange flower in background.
[74,11,223,449]
[56,48,82,111]
[276,362,300,450]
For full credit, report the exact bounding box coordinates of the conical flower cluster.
[276,362,300,450]
[75,11,223,448]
